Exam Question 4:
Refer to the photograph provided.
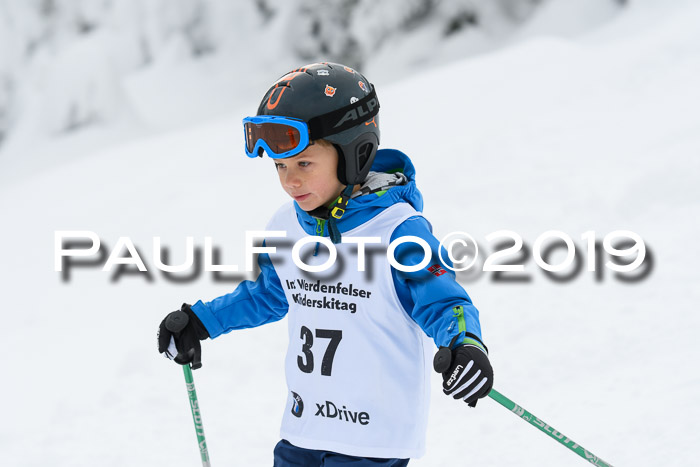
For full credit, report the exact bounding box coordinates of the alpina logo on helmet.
[333,96,379,128]
[325,85,337,97]
[317,69,329,76]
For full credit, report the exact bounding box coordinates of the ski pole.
[182,364,211,467]
[433,346,612,466]
[487,388,613,466]
[165,311,212,467]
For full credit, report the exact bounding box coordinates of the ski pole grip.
[165,309,189,333]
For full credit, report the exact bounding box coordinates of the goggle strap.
[307,86,380,141]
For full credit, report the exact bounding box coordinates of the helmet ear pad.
[334,133,379,186]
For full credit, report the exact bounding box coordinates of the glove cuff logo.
[447,364,463,386]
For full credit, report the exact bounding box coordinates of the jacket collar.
[292,149,424,237]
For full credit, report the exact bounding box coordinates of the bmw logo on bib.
[291,391,304,418]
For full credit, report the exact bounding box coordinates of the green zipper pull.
[314,219,326,256]
[315,218,326,236]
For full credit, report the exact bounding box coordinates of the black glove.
[157,303,209,369]
[434,335,494,407]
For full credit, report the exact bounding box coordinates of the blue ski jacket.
[192,149,485,350]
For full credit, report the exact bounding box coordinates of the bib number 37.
[297,326,343,376]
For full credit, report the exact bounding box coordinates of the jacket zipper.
[453,305,485,351]
[314,218,326,256]
[453,306,467,335]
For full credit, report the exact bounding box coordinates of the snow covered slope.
[1,1,698,466]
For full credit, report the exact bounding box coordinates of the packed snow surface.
[1,1,699,466]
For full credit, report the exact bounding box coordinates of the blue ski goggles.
[243,84,379,159]
[243,116,310,159]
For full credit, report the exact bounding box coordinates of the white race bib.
[266,202,433,459]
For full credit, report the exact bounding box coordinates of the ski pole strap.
[183,365,211,467]
[488,388,614,466]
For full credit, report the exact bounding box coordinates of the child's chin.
[296,200,320,212]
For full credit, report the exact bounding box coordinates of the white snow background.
[1,1,699,466]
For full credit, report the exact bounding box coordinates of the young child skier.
[158,62,494,466]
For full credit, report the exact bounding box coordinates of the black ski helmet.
[256,62,380,185]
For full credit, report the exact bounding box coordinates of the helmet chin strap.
[307,184,355,244]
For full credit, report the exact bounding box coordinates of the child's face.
[274,140,344,212]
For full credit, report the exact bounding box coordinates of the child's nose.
[284,170,302,189]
